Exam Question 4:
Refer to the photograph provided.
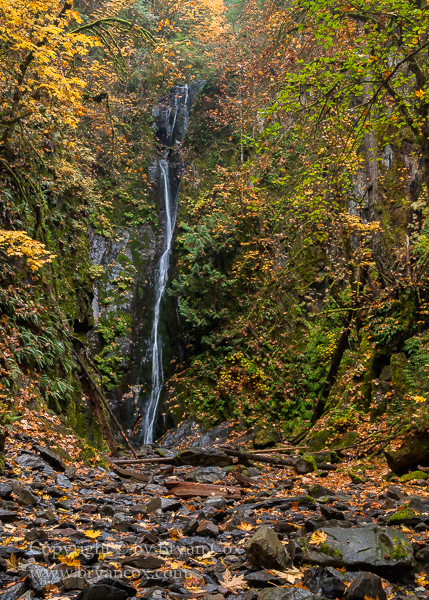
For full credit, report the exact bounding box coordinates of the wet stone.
[245,526,290,571]
[27,564,63,592]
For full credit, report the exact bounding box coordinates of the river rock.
[18,487,39,506]
[27,564,63,592]
[56,473,72,488]
[0,581,29,600]
[185,467,225,483]
[344,573,387,600]
[302,526,415,575]
[174,447,231,467]
[0,545,25,559]
[0,481,13,499]
[76,578,137,600]
[62,573,86,590]
[385,433,429,474]
[258,587,315,600]
[244,526,290,570]
[303,566,351,598]
[34,445,66,471]
[16,453,53,475]
[122,555,165,569]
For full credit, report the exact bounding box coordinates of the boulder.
[173,448,230,467]
[253,424,280,449]
[0,581,29,600]
[18,487,39,506]
[185,467,225,484]
[0,481,13,499]
[385,433,429,475]
[308,484,336,498]
[16,453,53,474]
[0,546,26,559]
[27,564,63,592]
[258,588,315,600]
[56,473,73,488]
[62,573,86,591]
[76,579,137,600]
[303,566,351,599]
[122,555,165,569]
[244,526,290,571]
[34,445,66,472]
[344,573,387,600]
[302,526,415,576]
[196,520,219,537]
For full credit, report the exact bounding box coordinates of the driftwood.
[217,445,337,473]
[230,470,257,487]
[110,464,150,483]
[255,446,309,454]
[164,481,242,499]
[418,465,429,473]
[111,457,174,465]
[217,445,296,467]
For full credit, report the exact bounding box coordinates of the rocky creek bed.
[1,432,429,600]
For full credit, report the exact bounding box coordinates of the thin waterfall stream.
[142,159,177,443]
[141,82,202,444]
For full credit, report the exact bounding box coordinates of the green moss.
[301,454,318,471]
[391,538,410,559]
[307,428,335,451]
[299,495,316,505]
[387,506,421,525]
[317,543,343,558]
[400,470,428,482]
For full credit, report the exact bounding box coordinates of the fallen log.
[110,457,174,465]
[254,446,309,454]
[110,464,151,482]
[216,445,296,467]
[164,481,242,499]
[230,470,257,487]
[217,445,337,473]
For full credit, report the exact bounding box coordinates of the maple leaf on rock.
[309,531,327,546]
[218,569,247,593]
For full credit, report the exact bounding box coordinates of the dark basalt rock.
[244,526,290,570]
[258,587,315,600]
[0,581,28,600]
[0,482,13,500]
[344,573,387,600]
[173,448,231,468]
[34,445,66,472]
[302,526,415,576]
[27,564,63,592]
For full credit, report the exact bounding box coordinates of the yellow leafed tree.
[0,230,54,271]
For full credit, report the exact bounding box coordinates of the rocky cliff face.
[88,82,203,444]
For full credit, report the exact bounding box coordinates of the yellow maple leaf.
[85,530,102,539]
[237,523,253,531]
[309,531,327,546]
[58,548,81,568]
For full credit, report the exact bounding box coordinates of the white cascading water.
[142,159,178,443]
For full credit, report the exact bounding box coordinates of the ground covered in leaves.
[1,417,429,600]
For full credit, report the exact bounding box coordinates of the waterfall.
[142,160,178,443]
[141,81,203,444]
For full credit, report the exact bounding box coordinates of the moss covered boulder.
[253,424,280,449]
[387,506,422,526]
[400,470,428,483]
[385,433,429,474]
[302,526,415,575]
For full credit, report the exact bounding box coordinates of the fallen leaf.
[218,569,247,593]
[85,530,102,539]
[309,531,327,546]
